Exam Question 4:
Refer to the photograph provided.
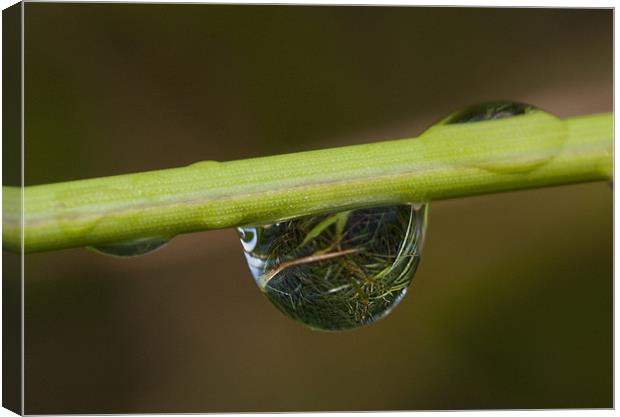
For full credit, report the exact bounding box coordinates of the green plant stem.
[3,112,613,253]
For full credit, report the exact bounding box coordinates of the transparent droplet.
[88,236,171,257]
[422,101,567,173]
[442,101,532,124]
[237,204,427,331]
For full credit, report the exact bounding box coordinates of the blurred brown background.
[20,4,612,413]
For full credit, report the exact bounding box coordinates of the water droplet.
[88,236,171,257]
[237,204,427,331]
[442,101,532,124]
[422,101,567,173]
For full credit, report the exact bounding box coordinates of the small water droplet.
[237,204,427,331]
[88,236,171,257]
[442,101,532,124]
[422,101,567,173]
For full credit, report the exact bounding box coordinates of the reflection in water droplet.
[88,236,171,257]
[237,204,427,331]
[442,101,532,124]
[423,101,567,173]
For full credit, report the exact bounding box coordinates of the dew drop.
[422,101,567,173]
[442,101,532,124]
[237,204,427,331]
[88,236,171,257]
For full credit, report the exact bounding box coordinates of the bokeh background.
[19,4,612,413]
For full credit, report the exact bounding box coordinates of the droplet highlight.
[237,204,427,331]
[422,101,567,173]
[442,101,532,124]
[88,236,171,257]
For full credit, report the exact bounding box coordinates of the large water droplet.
[88,236,171,257]
[237,204,427,331]
[422,101,567,173]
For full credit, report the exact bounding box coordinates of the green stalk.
[3,111,612,253]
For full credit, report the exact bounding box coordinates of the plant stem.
[3,111,612,253]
